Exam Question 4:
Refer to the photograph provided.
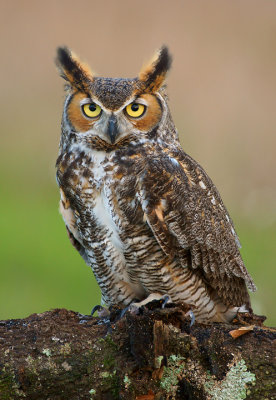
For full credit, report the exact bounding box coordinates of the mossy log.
[0,306,275,400]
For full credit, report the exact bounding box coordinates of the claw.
[161,295,172,309]
[91,305,110,318]
[185,310,195,326]
[119,303,143,319]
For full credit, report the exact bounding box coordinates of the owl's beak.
[106,114,118,144]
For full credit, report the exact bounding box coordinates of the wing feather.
[137,145,256,307]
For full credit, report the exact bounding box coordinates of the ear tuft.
[55,46,94,90]
[139,46,172,92]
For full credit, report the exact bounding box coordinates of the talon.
[120,303,142,319]
[91,305,109,318]
[119,306,129,319]
[161,295,172,309]
[185,310,195,326]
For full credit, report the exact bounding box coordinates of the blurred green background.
[0,0,275,325]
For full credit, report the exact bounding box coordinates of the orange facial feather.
[130,94,162,132]
[67,92,96,132]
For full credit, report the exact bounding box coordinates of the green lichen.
[89,388,96,398]
[155,355,164,369]
[123,374,131,389]
[100,369,120,398]
[101,371,115,379]
[42,348,52,357]
[160,354,186,395]
[204,359,256,400]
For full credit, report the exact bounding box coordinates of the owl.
[55,46,256,322]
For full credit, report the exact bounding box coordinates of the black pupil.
[131,103,140,112]
[89,103,97,112]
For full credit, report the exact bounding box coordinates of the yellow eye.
[82,103,102,118]
[125,103,145,118]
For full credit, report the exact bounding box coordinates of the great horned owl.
[55,46,256,322]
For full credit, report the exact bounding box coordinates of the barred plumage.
[55,46,256,322]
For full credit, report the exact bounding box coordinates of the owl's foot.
[119,293,173,319]
[136,293,172,308]
[91,305,110,318]
[119,303,141,319]
[142,294,172,310]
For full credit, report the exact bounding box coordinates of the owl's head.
[56,46,174,151]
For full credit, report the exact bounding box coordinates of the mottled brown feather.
[56,45,256,322]
[137,143,255,307]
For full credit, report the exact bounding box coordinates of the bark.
[0,306,275,400]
